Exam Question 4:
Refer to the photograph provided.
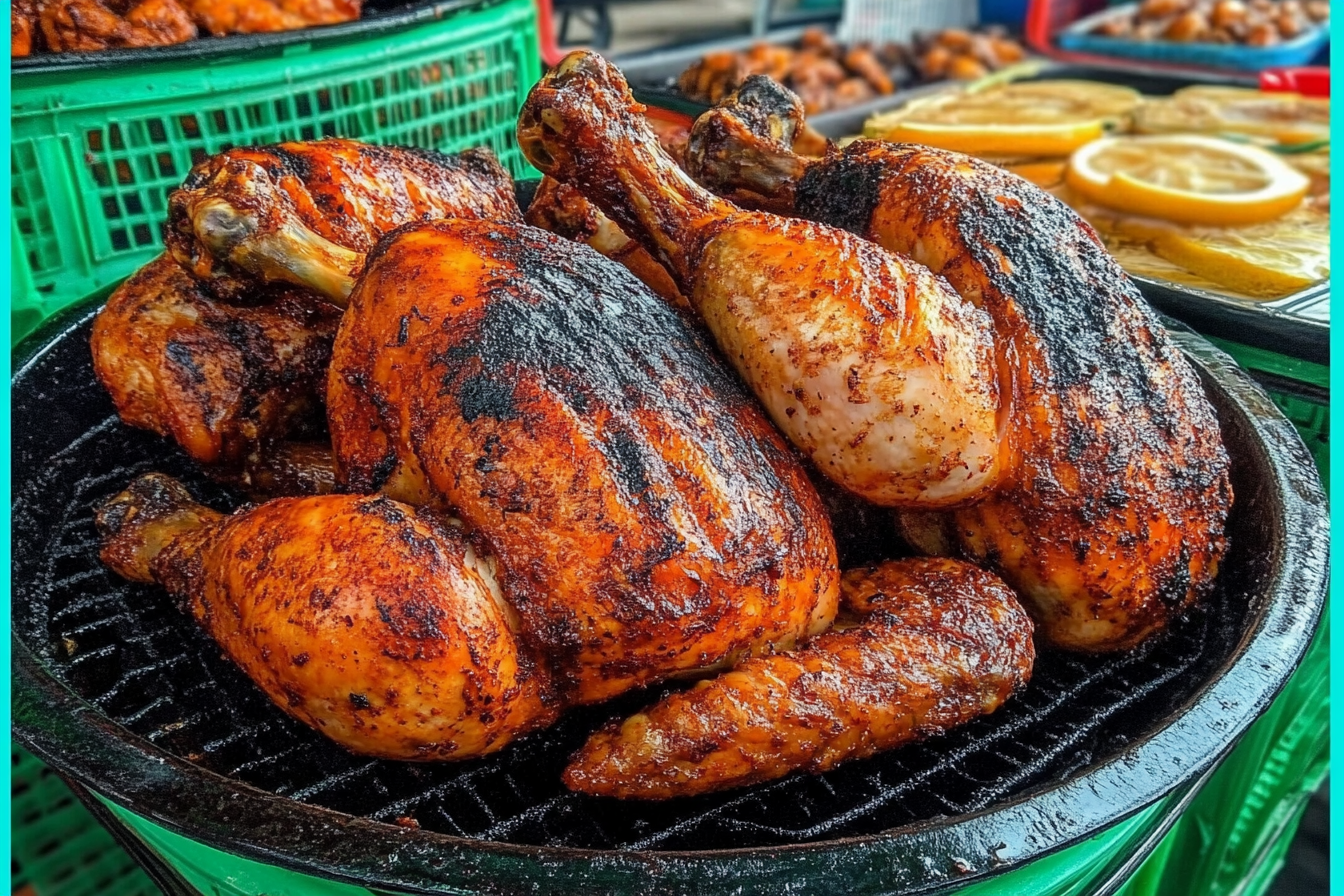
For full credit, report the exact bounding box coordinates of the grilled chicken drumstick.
[97,474,558,761]
[328,219,840,705]
[167,139,522,303]
[686,77,1232,651]
[518,51,1006,510]
[566,557,1034,798]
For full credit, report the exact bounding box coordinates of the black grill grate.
[12,318,1258,853]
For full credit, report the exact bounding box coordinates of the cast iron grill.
[12,311,1270,854]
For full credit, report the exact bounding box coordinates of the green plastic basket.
[10,0,540,345]
[11,743,159,896]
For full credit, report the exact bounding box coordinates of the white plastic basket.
[837,0,979,44]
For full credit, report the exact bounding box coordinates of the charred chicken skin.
[97,474,557,760]
[328,219,841,705]
[518,52,1007,510]
[566,558,1033,798]
[525,175,689,313]
[686,77,1232,651]
[167,139,521,303]
[90,253,339,470]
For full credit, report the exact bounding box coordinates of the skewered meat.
[91,253,339,470]
[525,176,689,312]
[40,0,197,52]
[167,139,521,303]
[518,52,1007,510]
[565,557,1034,798]
[327,219,840,704]
[686,77,1232,651]
[96,474,558,760]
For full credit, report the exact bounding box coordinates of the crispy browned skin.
[518,52,1006,510]
[90,253,339,469]
[183,0,359,36]
[167,140,521,302]
[565,557,1034,799]
[12,0,39,54]
[526,176,689,312]
[687,78,1232,651]
[96,474,557,760]
[328,219,840,705]
[40,0,197,51]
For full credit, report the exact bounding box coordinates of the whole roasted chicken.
[684,75,1231,652]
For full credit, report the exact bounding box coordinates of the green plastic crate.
[11,743,159,896]
[10,0,541,345]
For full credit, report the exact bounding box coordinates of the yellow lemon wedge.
[1066,135,1309,227]
[863,80,1140,157]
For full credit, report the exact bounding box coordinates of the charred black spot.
[454,374,519,423]
[349,693,371,710]
[796,154,886,238]
[164,341,207,387]
[292,652,310,667]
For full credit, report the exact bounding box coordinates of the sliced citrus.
[1066,135,1309,226]
[863,80,1140,157]
[1131,86,1330,146]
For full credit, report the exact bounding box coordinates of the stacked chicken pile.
[90,53,1231,800]
[11,0,361,55]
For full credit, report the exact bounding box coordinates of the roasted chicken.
[328,219,840,704]
[39,0,197,52]
[21,0,359,54]
[565,557,1034,798]
[686,77,1232,651]
[97,474,557,760]
[90,253,339,470]
[518,52,1007,510]
[167,139,521,303]
[92,142,522,481]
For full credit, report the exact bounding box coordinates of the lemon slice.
[1132,87,1330,146]
[1066,135,1309,226]
[863,80,1140,157]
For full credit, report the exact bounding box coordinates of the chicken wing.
[687,77,1232,651]
[90,253,339,470]
[518,51,1006,510]
[328,219,840,704]
[167,140,521,302]
[96,473,557,761]
[565,557,1034,798]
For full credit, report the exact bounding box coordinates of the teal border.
[3,35,14,891]
[1331,21,1341,896]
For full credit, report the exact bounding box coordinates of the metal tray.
[11,285,1327,894]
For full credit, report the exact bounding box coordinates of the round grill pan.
[12,295,1327,895]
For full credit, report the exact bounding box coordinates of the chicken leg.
[167,140,522,303]
[517,51,1006,510]
[96,473,558,761]
[686,77,1233,651]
